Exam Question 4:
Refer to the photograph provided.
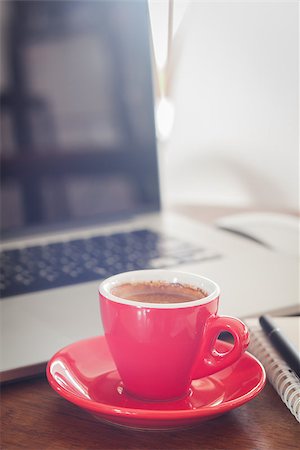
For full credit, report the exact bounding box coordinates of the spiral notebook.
[245,317,300,422]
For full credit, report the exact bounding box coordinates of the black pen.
[259,315,300,378]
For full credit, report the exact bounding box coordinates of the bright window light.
[156,96,175,141]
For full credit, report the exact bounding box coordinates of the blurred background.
[0,1,160,234]
[150,0,298,213]
[0,0,298,233]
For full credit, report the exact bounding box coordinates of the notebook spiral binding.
[248,329,300,423]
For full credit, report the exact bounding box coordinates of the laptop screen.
[0,0,160,238]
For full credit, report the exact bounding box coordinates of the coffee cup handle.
[192,316,250,379]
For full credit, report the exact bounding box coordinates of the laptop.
[0,1,298,382]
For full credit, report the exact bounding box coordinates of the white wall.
[161,1,298,211]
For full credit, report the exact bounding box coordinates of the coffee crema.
[111,281,207,304]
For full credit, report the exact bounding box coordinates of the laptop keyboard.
[0,229,221,298]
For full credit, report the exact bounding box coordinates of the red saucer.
[46,336,266,430]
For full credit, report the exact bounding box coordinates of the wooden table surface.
[2,374,300,450]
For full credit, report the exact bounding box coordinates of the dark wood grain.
[1,376,299,450]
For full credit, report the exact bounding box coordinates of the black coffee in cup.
[111,281,207,304]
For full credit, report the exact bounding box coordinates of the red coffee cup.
[99,270,249,401]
